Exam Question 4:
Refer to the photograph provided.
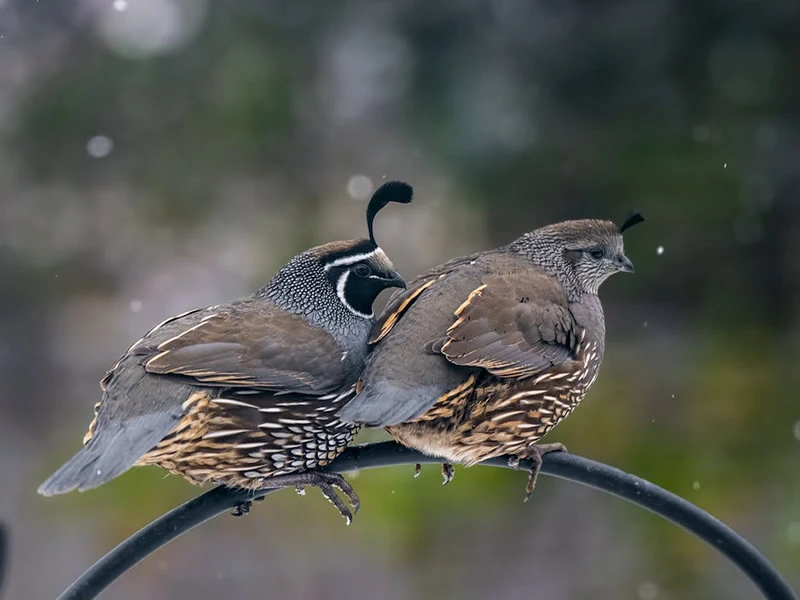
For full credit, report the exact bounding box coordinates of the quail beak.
[384,272,406,289]
[616,254,635,273]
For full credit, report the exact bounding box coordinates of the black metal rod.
[56,442,797,600]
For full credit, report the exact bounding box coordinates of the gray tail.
[38,413,177,496]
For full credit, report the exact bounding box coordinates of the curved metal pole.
[56,442,798,600]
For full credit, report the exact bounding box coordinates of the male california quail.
[38,181,412,522]
[339,213,644,498]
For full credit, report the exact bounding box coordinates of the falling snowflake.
[86,135,114,158]
[347,175,373,200]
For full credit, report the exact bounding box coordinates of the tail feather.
[38,412,179,496]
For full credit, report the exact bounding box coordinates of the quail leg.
[441,463,455,485]
[250,470,360,524]
[510,442,567,502]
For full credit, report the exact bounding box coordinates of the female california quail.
[338,213,644,498]
[38,182,412,522]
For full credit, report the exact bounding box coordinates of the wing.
[369,253,479,344]
[340,261,582,428]
[138,301,348,395]
[438,271,581,378]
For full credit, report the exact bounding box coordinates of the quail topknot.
[38,181,413,523]
[339,212,644,498]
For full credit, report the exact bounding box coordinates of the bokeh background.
[1,1,799,599]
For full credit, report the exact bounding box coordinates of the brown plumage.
[39,181,413,522]
[339,215,643,498]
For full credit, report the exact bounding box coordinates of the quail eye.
[353,264,372,277]
[589,248,605,260]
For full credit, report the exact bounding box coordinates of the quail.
[339,213,644,498]
[38,181,412,522]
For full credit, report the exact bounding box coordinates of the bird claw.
[231,501,252,517]
[441,463,455,485]
[518,442,567,502]
[412,463,456,484]
[231,492,267,516]
[315,477,360,525]
[247,470,360,524]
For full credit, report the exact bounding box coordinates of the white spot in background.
[671,394,675,399]
[793,420,800,442]
[723,162,728,169]
[95,0,208,59]
[637,582,658,600]
[788,522,800,545]
[656,246,664,255]
[347,175,373,200]
[86,135,114,158]
[692,481,700,491]
[642,321,649,328]
[130,299,143,313]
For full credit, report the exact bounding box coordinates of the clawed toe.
[441,463,455,485]
[517,442,567,502]
[316,483,354,525]
[304,472,360,524]
[248,470,360,524]
[231,501,252,517]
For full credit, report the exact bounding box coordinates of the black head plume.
[366,181,413,245]
[619,211,646,234]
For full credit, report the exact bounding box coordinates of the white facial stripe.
[335,270,373,319]
[323,248,380,272]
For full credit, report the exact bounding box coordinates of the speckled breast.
[138,388,360,490]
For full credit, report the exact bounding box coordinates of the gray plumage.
[338,217,642,494]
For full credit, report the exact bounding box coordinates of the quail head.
[38,181,412,523]
[338,212,644,498]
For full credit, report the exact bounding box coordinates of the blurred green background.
[1,1,798,599]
